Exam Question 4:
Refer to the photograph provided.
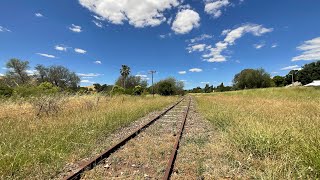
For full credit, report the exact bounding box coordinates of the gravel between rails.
[80,99,190,179]
[56,102,181,180]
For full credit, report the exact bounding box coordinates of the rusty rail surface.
[63,98,185,180]
[163,97,191,180]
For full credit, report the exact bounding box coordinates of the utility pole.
[291,73,294,84]
[149,70,156,97]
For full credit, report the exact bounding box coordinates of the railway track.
[63,97,191,180]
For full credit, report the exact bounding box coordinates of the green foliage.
[93,83,113,93]
[272,75,285,87]
[233,68,273,89]
[12,82,59,97]
[115,75,147,89]
[120,65,131,88]
[154,77,184,96]
[204,84,214,93]
[5,58,30,86]
[110,85,125,95]
[297,61,320,85]
[0,86,13,97]
[133,85,143,95]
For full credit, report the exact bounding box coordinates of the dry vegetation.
[194,87,320,179]
[0,94,178,179]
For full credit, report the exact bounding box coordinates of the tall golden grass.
[195,87,320,178]
[0,94,177,179]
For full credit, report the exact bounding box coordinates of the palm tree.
[120,65,130,88]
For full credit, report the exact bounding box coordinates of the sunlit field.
[0,95,178,179]
[194,87,320,179]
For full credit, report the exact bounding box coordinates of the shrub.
[110,85,125,95]
[133,85,143,95]
[0,86,13,97]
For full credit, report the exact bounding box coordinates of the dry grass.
[0,94,178,179]
[194,87,320,179]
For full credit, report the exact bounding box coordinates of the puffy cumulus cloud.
[281,65,302,71]
[69,24,82,33]
[79,0,180,28]
[187,44,207,53]
[292,37,320,61]
[74,48,87,54]
[172,9,200,34]
[203,24,273,62]
[204,0,230,18]
[55,45,67,51]
[36,53,56,58]
[178,71,186,74]
[189,68,203,72]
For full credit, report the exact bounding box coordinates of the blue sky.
[1,0,320,89]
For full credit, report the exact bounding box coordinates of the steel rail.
[163,97,191,180]
[63,98,185,180]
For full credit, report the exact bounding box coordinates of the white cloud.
[205,0,230,18]
[281,65,302,71]
[203,24,273,62]
[77,73,102,77]
[201,81,210,84]
[26,70,37,75]
[189,34,213,43]
[0,73,4,76]
[159,33,172,39]
[178,71,186,74]
[79,0,180,28]
[187,44,207,53]
[93,15,104,21]
[55,45,67,51]
[292,37,320,61]
[0,26,11,32]
[69,24,82,33]
[35,13,43,17]
[81,79,95,84]
[189,68,203,72]
[254,43,265,49]
[36,53,56,58]
[172,9,200,34]
[94,60,102,64]
[221,29,231,35]
[92,20,103,28]
[74,48,87,54]
[135,74,150,80]
[271,43,278,48]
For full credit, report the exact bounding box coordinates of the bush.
[154,77,184,96]
[0,86,13,97]
[110,85,125,95]
[133,85,143,95]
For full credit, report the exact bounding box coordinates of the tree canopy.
[233,68,273,89]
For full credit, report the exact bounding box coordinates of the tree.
[297,61,320,85]
[272,76,285,87]
[5,58,30,86]
[120,65,130,88]
[154,77,184,96]
[35,64,49,83]
[233,68,273,89]
[115,76,147,89]
[34,65,80,89]
[284,70,299,86]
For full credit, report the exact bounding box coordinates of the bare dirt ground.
[81,99,190,179]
